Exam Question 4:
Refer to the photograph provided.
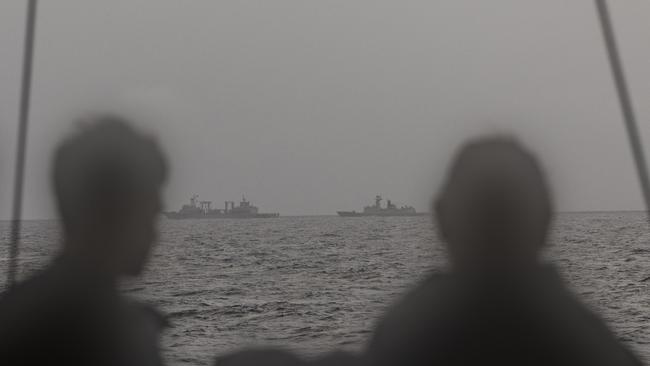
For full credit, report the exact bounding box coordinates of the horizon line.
[1,209,648,222]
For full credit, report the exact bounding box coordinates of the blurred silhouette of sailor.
[215,348,361,366]
[0,115,168,366]
[365,136,642,366]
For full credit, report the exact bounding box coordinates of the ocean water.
[1,212,650,365]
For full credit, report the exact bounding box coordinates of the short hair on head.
[52,114,167,231]
[441,135,552,210]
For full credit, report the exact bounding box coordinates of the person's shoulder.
[215,349,364,366]
[214,348,305,366]
[106,298,168,366]
[378,271,452,324]
[121,299,168,327]
[562,297,643,365]
[0,265,72,352]
[537,269,643,366]
[0,265,64,320]
[367,271,454,354]
[117,297,169,343]
[402,271,453,301]
[311,351,363,366]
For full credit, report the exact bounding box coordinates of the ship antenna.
[7,0,38,289]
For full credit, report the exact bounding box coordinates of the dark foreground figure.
[0,116,168,366]
[366,137,643,366]
[215,349,360,366]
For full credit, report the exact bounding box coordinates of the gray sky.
[1,0,650,219]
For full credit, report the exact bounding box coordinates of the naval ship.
[337,195,428,217]
[164,195,280,219]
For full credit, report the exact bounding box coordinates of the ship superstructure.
[337,195,426,217]
[164,195,279,219]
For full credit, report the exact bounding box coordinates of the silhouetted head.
[53,115,167,277]
[435,137,552,273]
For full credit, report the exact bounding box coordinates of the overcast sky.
[1,0,650,219]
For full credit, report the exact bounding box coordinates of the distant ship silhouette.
[337,195,428,217]
[164,195,279,219]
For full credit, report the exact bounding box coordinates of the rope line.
[595,0,650,213]
[8,0,38,289]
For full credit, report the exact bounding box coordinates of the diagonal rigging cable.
[7,0,38,289]
[595,0,650,213]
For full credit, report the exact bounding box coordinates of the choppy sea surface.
[2,212,650,365]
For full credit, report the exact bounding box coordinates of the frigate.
[337,195,427,217]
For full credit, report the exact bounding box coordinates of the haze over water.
[3,1,650,220]
[2,212,650,365]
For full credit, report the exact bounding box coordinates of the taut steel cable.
[8,0,38,288]
[595,0,650,213]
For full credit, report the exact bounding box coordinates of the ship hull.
[336,211,363,217]
[336,211,428,217]
[163,212,279,220]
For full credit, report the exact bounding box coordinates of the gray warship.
[337,195,427,217]
[164,195,279,219]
